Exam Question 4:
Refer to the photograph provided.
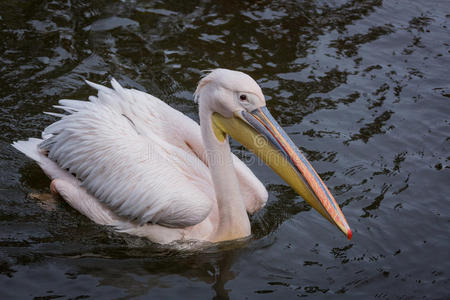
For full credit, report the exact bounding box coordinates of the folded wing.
[40,80,214,227]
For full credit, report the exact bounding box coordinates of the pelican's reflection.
[60,238,251,299]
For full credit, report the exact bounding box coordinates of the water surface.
[1,0,449,298]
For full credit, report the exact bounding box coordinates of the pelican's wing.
[39,80,214,228]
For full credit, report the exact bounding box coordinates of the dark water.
[1,0,449,298]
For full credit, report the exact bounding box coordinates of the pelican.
[12,69,351,244]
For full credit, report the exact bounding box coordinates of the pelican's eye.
[239,94,248,102]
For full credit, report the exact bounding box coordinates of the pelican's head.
[195,69,352,239]
[195,69,266,117]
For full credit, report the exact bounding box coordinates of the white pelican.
[12,69,351,244]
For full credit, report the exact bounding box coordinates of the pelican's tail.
[12,138,44,163]
[12,137,74,182]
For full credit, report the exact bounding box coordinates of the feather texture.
[39,80,214,227]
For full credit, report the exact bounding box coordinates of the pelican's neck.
[199,104,251,242]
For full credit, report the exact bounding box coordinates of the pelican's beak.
[212,107,352,239]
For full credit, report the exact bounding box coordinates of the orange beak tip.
[347,228,353,240]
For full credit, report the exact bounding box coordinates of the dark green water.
[1,0,449,298]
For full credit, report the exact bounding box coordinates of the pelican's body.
[13,69,351,244]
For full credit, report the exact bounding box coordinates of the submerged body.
[13,69,351,244]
